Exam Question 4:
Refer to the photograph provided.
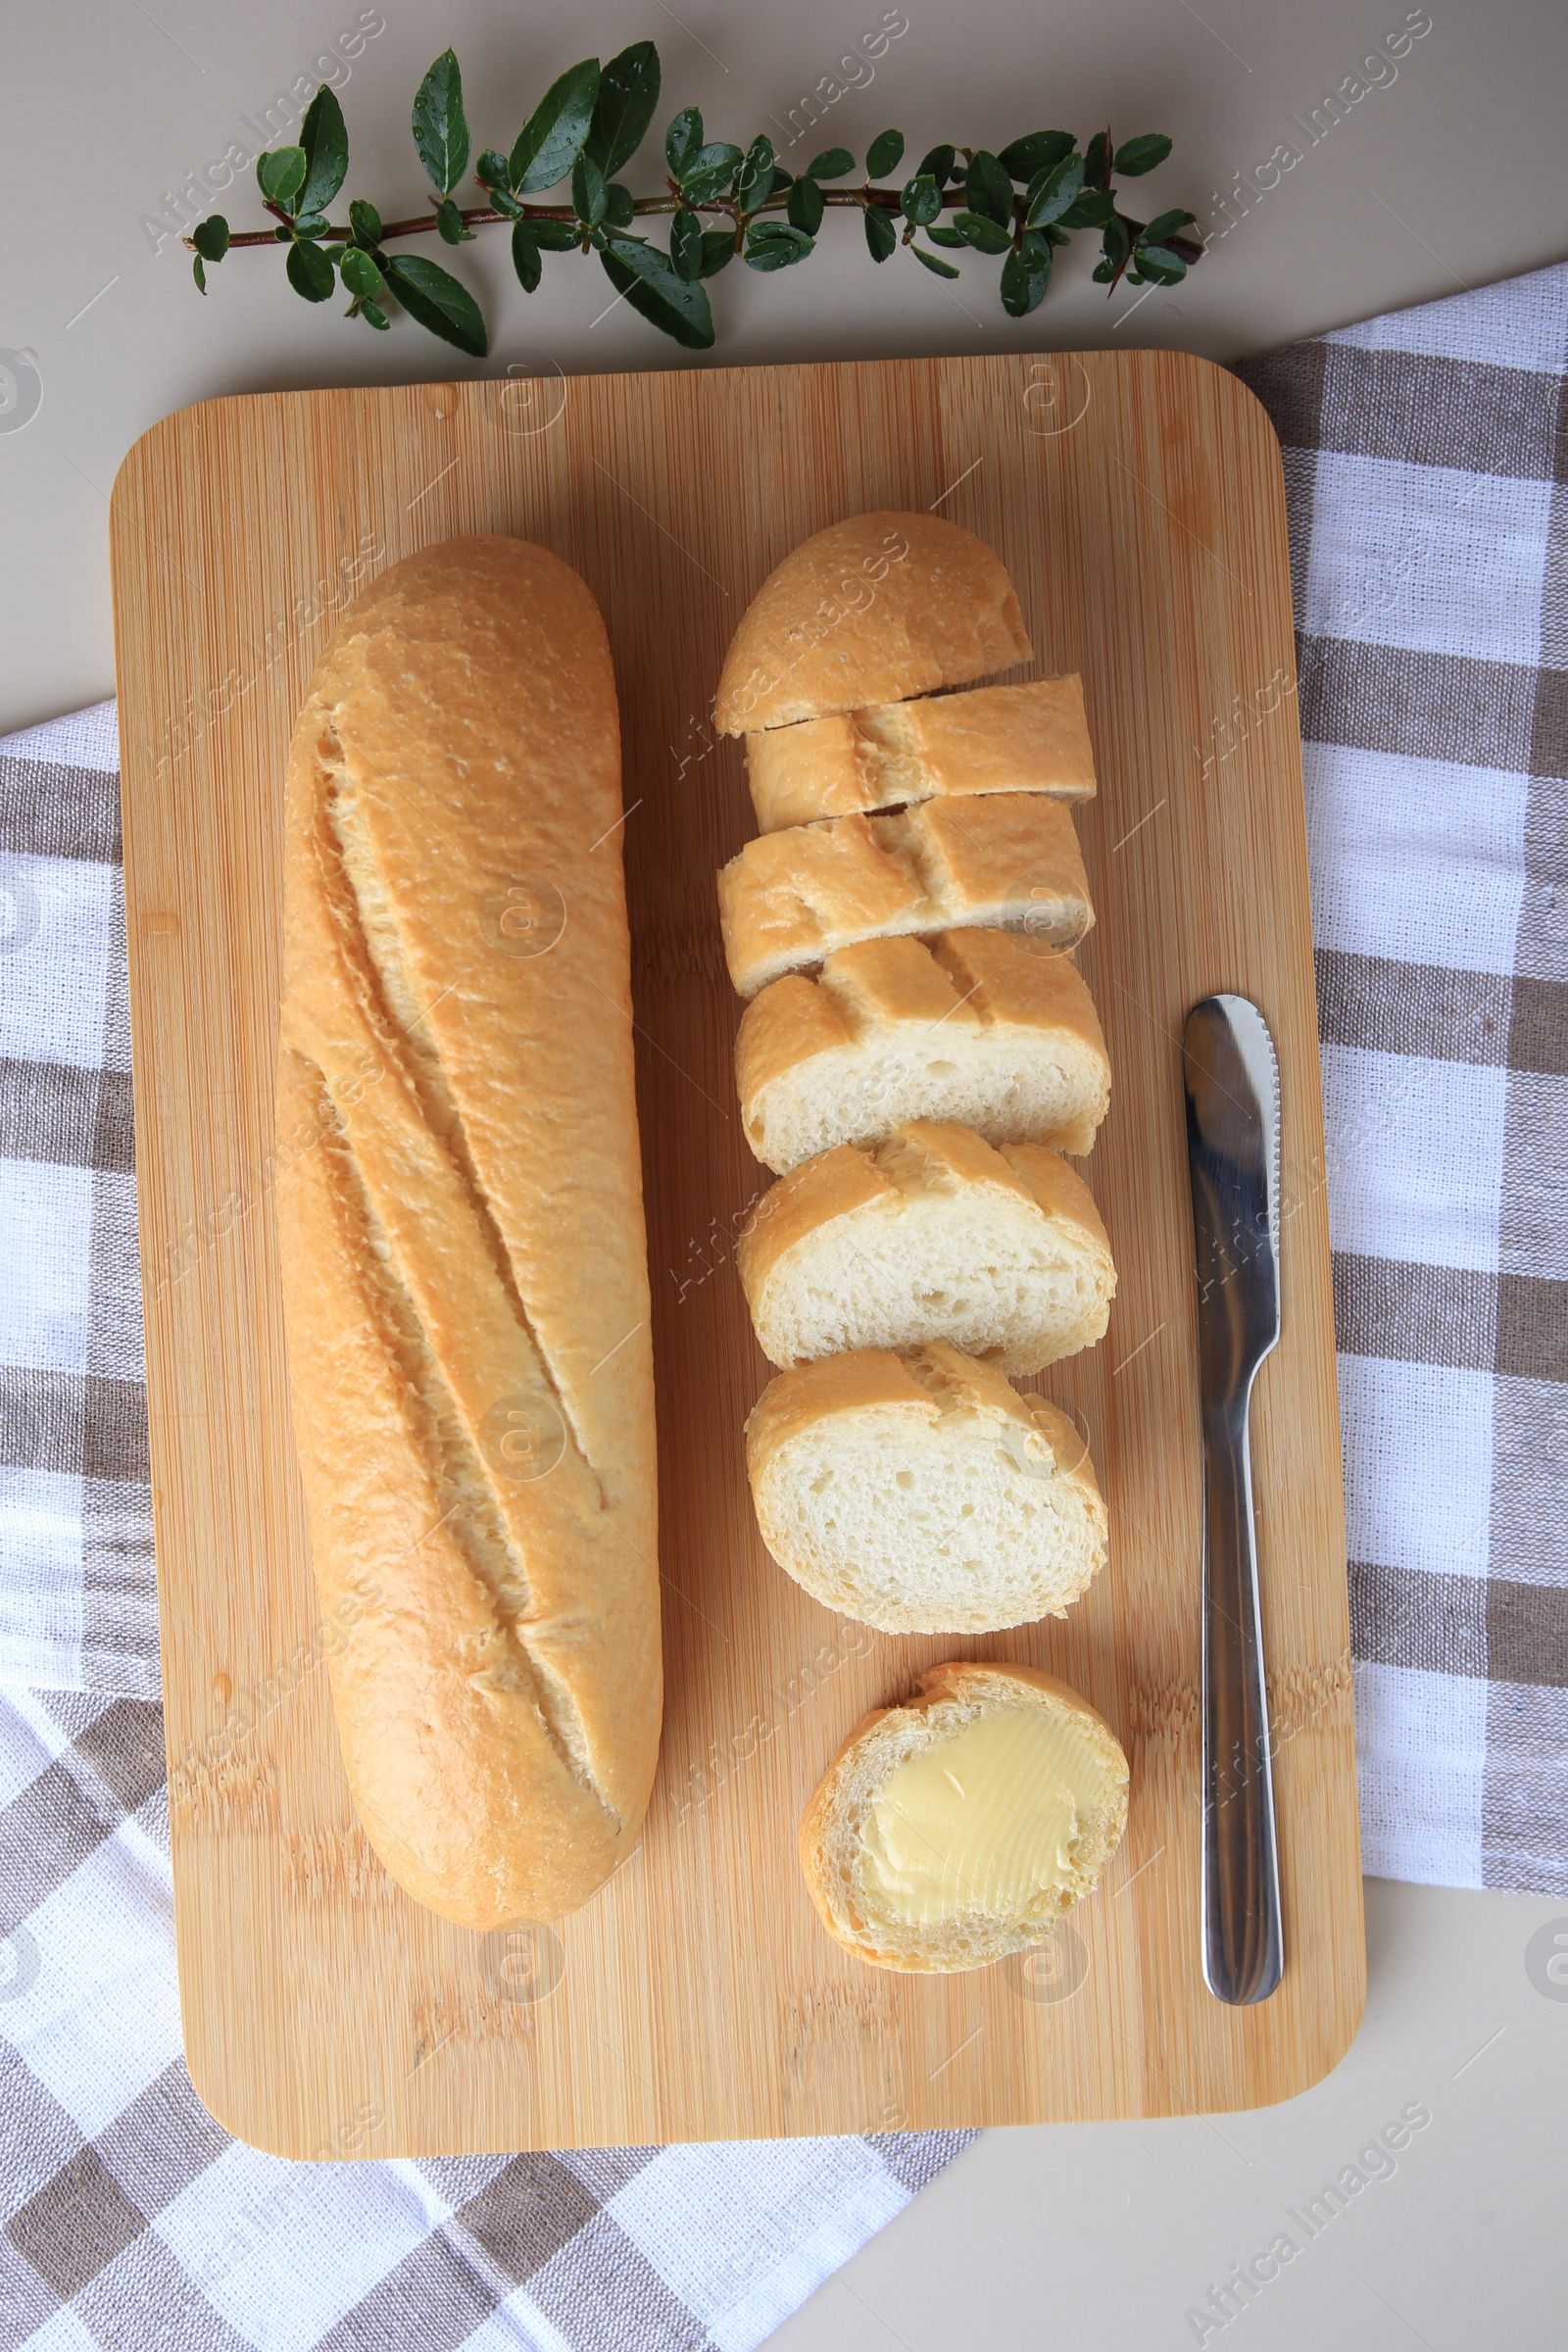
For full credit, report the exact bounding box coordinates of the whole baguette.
[274,536,661,1931]
[744,676,1097,832]
[716,793,1094,999]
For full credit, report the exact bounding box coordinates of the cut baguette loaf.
[747,1343,1108,1632]
[715,511,1032,733]
[275,536,660,1932]
[737,1119,1115,1372]
[799,1661,1130,1972]
[716,793,1093,1000]
[735,929,1110,1174]
[745,676,1096,832]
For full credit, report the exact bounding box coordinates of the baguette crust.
[275,536,661,1931]
[716,794,1094,999]
[799,1662,1130,1971]
[715,513,1032,733]
[734,930,1111,1172]
[744,676,1096,832]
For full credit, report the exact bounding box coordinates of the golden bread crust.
[714,512,1032,732]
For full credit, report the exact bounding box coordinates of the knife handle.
[1200,1387,1284,2005]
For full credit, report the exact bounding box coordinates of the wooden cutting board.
[109,348,1362,2159]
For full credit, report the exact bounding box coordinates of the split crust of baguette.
[735,929,1110,1174]
[798,1661,1130,1972]
[744,676,1096,833]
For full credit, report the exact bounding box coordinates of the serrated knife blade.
[1183,994,1285,2006]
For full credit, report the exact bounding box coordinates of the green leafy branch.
[186,40,1201,357]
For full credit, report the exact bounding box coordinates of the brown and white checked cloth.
[1,255,1566,2348]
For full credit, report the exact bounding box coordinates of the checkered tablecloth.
[2,253,1566,2349]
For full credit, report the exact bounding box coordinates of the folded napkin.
[2,254,1565,2350]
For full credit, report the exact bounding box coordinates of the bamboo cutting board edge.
[110,348,1363,2158]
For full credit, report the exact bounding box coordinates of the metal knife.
[1183,994,1285,2006]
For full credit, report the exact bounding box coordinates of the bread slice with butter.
[736,929,1110,1175]
[746,1343,1108,1632]
[743,675,1097,833]
[737,1119,1116,1373]
[799,1661,1129,1972]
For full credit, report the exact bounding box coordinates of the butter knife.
[1183,995,1285,2006]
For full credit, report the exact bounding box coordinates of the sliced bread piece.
[714,512,1032,734]
[735,930,1111,1174]
[799,1661,1130,1972]
[745,676,1096,832]
[737,1119,1116,1372]
[747,1343,1108,1632]
[716,793,1093,999]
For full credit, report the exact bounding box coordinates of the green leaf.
[1114,132,1172,177]
[475,147,510,190]
[745,220,813,270]
[915,142,956,188]
[286,238,335,302]
[1025,152,1084,229]
[865,127,905,179]
[572,155,608,226]
[1084,129,1110,186]
[192,254,206,293]
[381,252,488,355]
[362,300,390,330]
[698,229,735,277]
[900,172,941,227]
[925,221,965,248]
[530,218,581,251]
[680,142,743,204]
[1000,232,1052,316]
[1142,208,1197,245]
[911,243,960,279]
[257,146,307,211]
[769,167,794,194]
[191,214,229,263]
[349,198,382,247]
[998,129,1074,182]
[298,84,349,214]
[600,232,714,348]
[1101,214,1132,269]
[585,40,662,176]
[437,198,472,244]
[340,245,380,298]
[805,145,855,179]
[413,49,469,196]
[605,181,634,228]
[665,104,702,178]
[954,210,1012,255]
[863,205,897,263]
[511,58,601,192]
[668,206,703,280]
[1132,242,1186,284]
[965,149,1013,226]
[1057,187,1115,229]
[511,220,542,291]
[291,211,329,238]
[734,133,774,214]
[787,176,824,234]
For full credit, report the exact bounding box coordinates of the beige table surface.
[3,4,1566,2346]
